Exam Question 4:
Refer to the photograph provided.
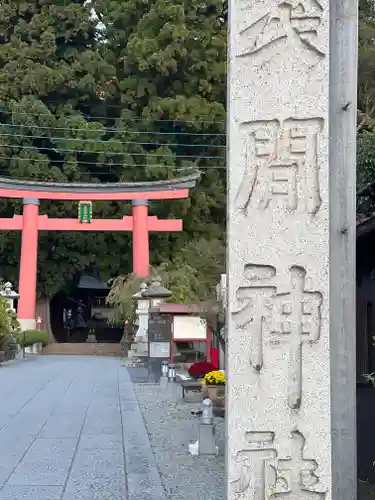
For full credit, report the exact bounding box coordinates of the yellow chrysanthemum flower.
[202,370,225,386]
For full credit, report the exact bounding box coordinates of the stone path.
[0,355,166,500]
[1,356,370,500]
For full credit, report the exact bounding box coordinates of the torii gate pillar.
[132,199,150,278]
[18,198,39,330]
[17,198,153,328]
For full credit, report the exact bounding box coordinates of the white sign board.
[173,315,207,340]
[149,341,170,359]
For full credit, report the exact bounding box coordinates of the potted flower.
[188,361,217,380]
[202,370,225,409]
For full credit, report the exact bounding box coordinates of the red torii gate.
[0,173,199,330]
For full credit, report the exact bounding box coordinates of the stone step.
[42,343,123,357]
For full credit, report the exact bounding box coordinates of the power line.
[0,108,226,125]
[0,143,226,160]
[0,156,226,170]
[0,156,196,168]
[0,132,226,149]
[40,101,226,122]
[0,156,190,168]
[0,122,226,137]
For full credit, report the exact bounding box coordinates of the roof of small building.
[77,273,109,290]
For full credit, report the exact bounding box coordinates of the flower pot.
[203,384,225,409]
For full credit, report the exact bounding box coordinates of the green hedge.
[17,330,49,347]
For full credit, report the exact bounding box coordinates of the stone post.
[188,398,218,456]
[227,1,357,499]
[198,398,218,456]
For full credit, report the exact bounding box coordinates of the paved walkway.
[0,356,166,500]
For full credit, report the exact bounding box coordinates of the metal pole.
[160,360,169,390]
[125,320,129,349]
[167,363,176,382]
[162,360,169,377]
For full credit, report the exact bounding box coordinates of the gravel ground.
[131,372,374,500]
[133,381,225,500]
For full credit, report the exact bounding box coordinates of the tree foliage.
[356,1,375,213]
[3,1,375,296]
[0,0,226,297]
[107,237,225,324]
[359,0,375,119]
[0,281,20,351]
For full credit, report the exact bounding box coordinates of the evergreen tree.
[358,0,375,120]
[99,0,227,262]
[0,1,133,294]
[0,0,227,297]
[354,1,375,212]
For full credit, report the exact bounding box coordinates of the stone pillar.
[132,199,150,277]
[227,2,357,500]
[18,198,39,331]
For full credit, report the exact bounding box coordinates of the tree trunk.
[36,296,56,342]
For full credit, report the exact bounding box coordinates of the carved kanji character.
[268,431,327,499]
[231,432,277,499]
[270,266,322,409]
[231,430,327,500]
[238,0,325,64]
[232,264,277,372]
[233,264,322,408]
[235,118,323,215]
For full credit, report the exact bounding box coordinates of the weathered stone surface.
[227,1,358,499]
[0,485,63,500]
[7,438,77,486]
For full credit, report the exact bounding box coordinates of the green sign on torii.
[78,201,92,223]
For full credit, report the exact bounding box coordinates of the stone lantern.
[0,282,19,313]
[128,278,172,362]
[131,283,150,356]
[141,277,172,307]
